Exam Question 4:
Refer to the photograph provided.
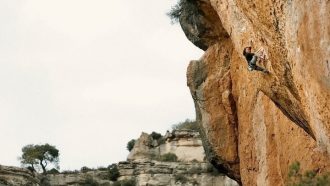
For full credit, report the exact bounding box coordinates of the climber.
[243,46,269,73]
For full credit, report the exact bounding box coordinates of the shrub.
[0,178,8,185]
[121,178,136,186]
[167,0,200,24]
[150,132,162,140]
[160,153,178,162]
[172,119,199,131]
[157,137,166,145]
[47,168,60,174]
[149,131,166,146]
[287,161,330,186]
[126,139,136,152]
[40,176,51,186]
[81,166,93,173]
[97,166,108,171]
[27,166,35,173]
[191,159,199,163]
[112,178,136,186]
[188,166,203,174]
[174,174,188,184]
[81,175,99,186]
[107,164,120,181]
[61,170,79,174]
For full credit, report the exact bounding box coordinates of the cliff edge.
[178,0,330,185]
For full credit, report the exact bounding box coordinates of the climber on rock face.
[243,46,269,73]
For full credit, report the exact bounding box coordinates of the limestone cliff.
[127,130,205,162]
[179,0,330,185]
[0,165,39,186]
[46,130,237,186]
[121,130,238,186]
[0,130,238,186]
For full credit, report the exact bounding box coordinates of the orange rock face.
[184,0,330,185]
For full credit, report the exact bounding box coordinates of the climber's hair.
[243,47,251,56]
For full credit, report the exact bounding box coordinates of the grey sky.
[0,0,203,170]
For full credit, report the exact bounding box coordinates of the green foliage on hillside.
[19,143,59,174]
[81,175,99,186]
[112,178,136,186]
[47,168,60,174]
[174,174,188,184]
[150,132,162,140]
[107,164,120,181]
[167,0,200,24]
[126,139,136,152]
[160,153,178,162]
[287,161,330,186]
[172,119,199,131]
[81,166,93,173]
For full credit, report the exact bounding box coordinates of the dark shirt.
[244,52,254,62]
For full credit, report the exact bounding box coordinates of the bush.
[81,166,93,173]
[97,166,108,171]
[47,168,60,174]
[150,132,162,140]
[174,174,188,184]
[0,178,8,185]
[112,178,136,186]
[61,170,79,174]
[81,175,99,186]
[126,139,136,152]
[160,153,178,162]
[172,119,199,131]
[287,161,330,186]
[167,0,200,24]
[149,131,166,146]
[107,164,120,181]
[157,137,166,145]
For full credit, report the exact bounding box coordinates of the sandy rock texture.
[118,161,238,186]
[182,0,330,185]
[127,130,205,162]
[0,165,39,186]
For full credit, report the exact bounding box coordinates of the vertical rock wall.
[183,0,330,185]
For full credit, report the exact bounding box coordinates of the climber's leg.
[255,65,269,74]
[248,55,258,71]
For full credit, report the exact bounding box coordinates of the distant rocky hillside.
[128,130,204,162]
[0,165,39,186]
[0,130,238,186]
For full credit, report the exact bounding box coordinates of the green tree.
[126,139,136,152]
[20,143,59,174]
[167,0,199,24]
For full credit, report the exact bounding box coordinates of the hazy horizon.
[0,0,203,170]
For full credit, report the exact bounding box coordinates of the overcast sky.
[0,0,203,170]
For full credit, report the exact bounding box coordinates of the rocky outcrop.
[182,0,330,185]
[128,130,205,162]
[117,160,237,186]
[47,130,238,186]
[0,165,39,186]
[46,170,112,186]
[0,130,238,186]
[43,161,238,186]
[124,130,238,186]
